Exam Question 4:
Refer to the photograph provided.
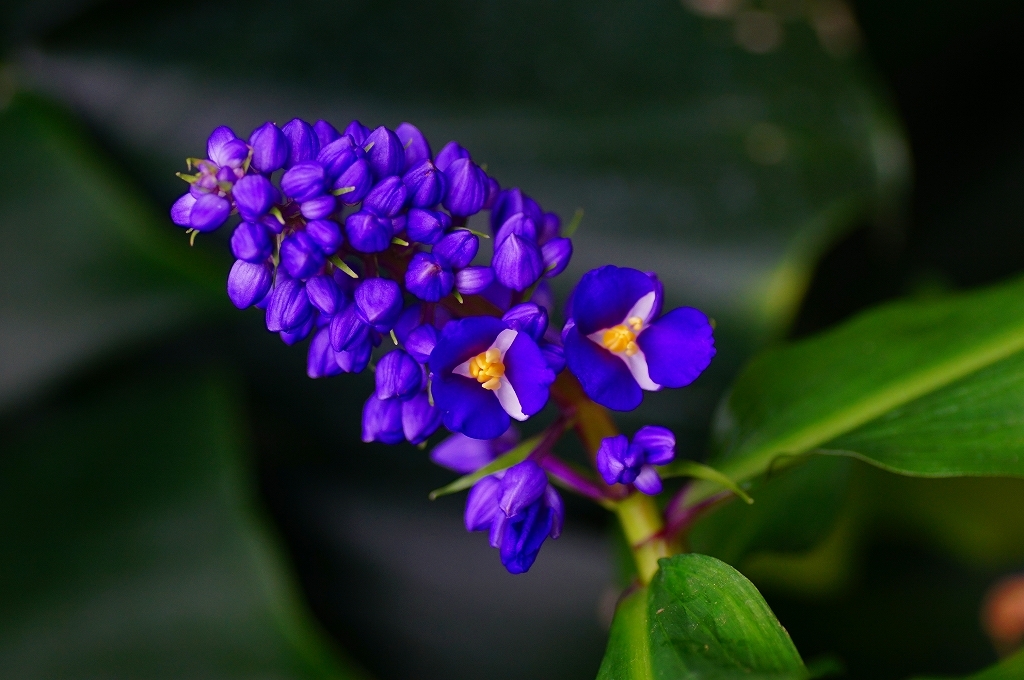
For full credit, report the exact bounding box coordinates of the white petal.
[452,358,474,378]
[495,377,527,420]
[624,291,658,330]
[624,348,661,392]
[492,328,519,359]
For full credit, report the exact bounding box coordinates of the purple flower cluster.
[171,119,717,575]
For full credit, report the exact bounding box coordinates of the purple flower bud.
[305,219,343,254]
[455,266,494,295]
[281,162,326,202]
[333,159,373,204]
[442,158,487,217]
[314,119,341,147]
[434,140,470,171]
[233,174,276,222]
[189,193,230,232]
[344,120,371,145]
[396,122,431,168]
[282,118,320,167]
[405,252,454,302]
[493,232,543,291]
[465,476,502,531]
[434,230,479,269]
[227,260,272,309]
[363,176,408,217]
[406,208,451,245]
[540,212,561,244]
[499,460,548,518]
[249,122,288,173]
[300,194,337,220]
[393,304,423,343]
[362,394,405,444]
[432,427,518,473]
[364,126,405,178]
[207,126,247,168]
[170,193,195,226]
[495,212,538,247]
[345,210,393,253]
[307,326,343,378]
[280,312,316,345]
[539,341,566,374]
[491,188,543,235]
[483,176,501,210]
[330,304,369,351]
[259,213,286,234]
[317,135,361,180]
[376,349,423,401]
[337,336,373,374]
[404,323,438,363]
[402,390,442,445]
[231,221,272,262]
[632,425,676,465]
[532,280,555,314]
[502,303,548,341]
[354,278,403,332]
[216,165,238,183]
[545,485,564,539]
[632,466,662,495]
[541,237,573,278]
[305,273,342,316]
[266,278,313,332]
[402,160,448,208]
[596,434,630,486]
[280,231,326,279]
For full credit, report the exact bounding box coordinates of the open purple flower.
[464,459,563,574]
[429,317,555,440]
[563,265,715,411]
[596,426,675,495]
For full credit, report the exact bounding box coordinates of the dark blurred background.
[2,1,1024,679]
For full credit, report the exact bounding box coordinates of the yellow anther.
[627,316,644,332]
[469,349,505,390]
[602,324,637,354]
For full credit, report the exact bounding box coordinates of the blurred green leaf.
[0,91,224,407]
[0,369,360,679]
[695,276,1024,503]
[597,554,807,680]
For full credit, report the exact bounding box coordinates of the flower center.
[602,316,644,356]
[469,348,505,391]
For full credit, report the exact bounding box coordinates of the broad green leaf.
[658,460,754,504]
[911,647,1024,680]
[648,554,807,680]
[0,370,360,678]
[597,554,807,680]
[427,433,542,500]
[0,92,223,407]
[696,276,1024,503]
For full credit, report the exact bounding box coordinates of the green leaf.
[0,369,361,678]
[911,647,1024,680]
[427,433,542,500]
[597,554,808,680]
[658,460,754,504]
[697,276,1024,503]
[648,554,808,679]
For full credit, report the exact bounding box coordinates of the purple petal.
[363,175,408,217]
[432,373,510,440]
[544,485,564,539]
[344,120,371,145]
[539,341,566,374]
[402,390,442,444]
[493,232,543,291]
[361,394,405,444]
[499,460,548,517]
[402,159,448,209]
[429,316,507,376]
[189,193,230,232]
[330,304,369,351]
[464,476,502,531]
[376,349,423,401]
[431,432,500,473]
[632,465,663,495]
[364,126,406,178]
[305,273,341,316]
[455,266,494,295]
[305,219,343,254]
[494,212,538,248]
[434,141,469,171]
[541,237,572,278]
[280,312,316,345]
[540,212,561,244]
[282,118,320,167]
[314,119,341,147]
[499,502,553,574]
[502,303,548,341]
[300,194,337,220]
[404,324,438,364]
[336,333,373,373]
[491,188,543,235]
[249,122,288,173]
[307,326,343,378]
[434,230,479,269]
[563,325,642,411]
[318,136,361,180]
[396,122,431,168]
[233,174,276,221]
[405,252,454,302]
[266,278,313,332]
[570,265,657,336]
[206,126,239,166]
[230,221,272,263]
[632,425,676,465]
[333,158,373,204]
[170,193,196,226]
[345,210,393,253]
[637,307,716,388]
[354,277,403,332]
[227,260,272,309]
[281,161,326,202]
[442,158,487,217]
[502,331,555,417]
[406,208,451,245]
[280,231,326,279]
[596,434,629,485]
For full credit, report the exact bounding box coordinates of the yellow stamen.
[468,348,505,390]
[627,316,644,332]
[601,324,640,356]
